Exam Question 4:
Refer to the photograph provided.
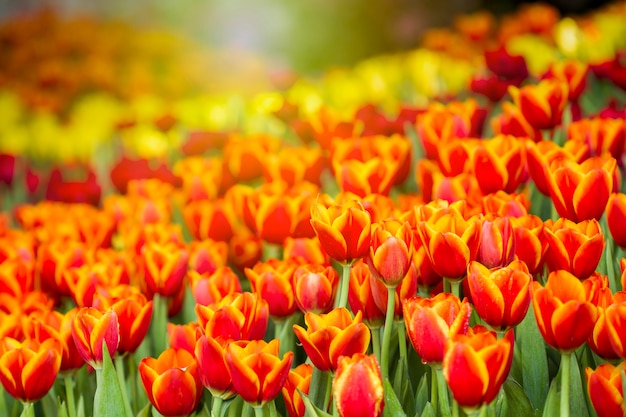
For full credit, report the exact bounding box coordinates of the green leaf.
[517,307,549,410]
[383,378,407,417]
[414,373,429,416]
[94,344,131,417]
[542,379,559,417]
[419,403,436,417]
[568,354,589,417]
[502,378,535,417]
[135,403,151,417]
[301,393,332,417]
[58,403,69,417]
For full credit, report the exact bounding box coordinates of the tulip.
[568,117,625,161]
[471,135,526,195]
[543,60,588,102]
[586,362,626,417]
[293,307,370,372]
[245,259,298,319]
[310,199,371,265]
[333,354,384,417]
[543,218,604,280]
[167,322,199,355]
[545,156,616,223]
[476,216,515,269]
[607,193,626,249]
[183,198,237,243]
[225,339,293,406]
[443,327,515,411]
[293,263,338,314]
[508,79,568,130]
[347,260,386,329]
[283,237,329,266]
[195,334,236,400]
[139,348,202,417]
[467,260,532,331]
[71,307,120,369]
[403,293,472,365]
[282,364,313,417]
[509,214,547,276]
[142,241,189,298]
[417,207,482,281]
[332,157,399,198]
[532,270,598,352]
[367,219,413,288]
[187,239,229,275]
[189,267,242,307]
[108,293,153,354]
[0,337,62,403]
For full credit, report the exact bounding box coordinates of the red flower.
[71,307,119,369]
[586,362,626,417]
[333,354,385,417]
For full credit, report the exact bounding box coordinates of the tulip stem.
[560,352,571,417]
[323,371,333,412]
[211,396,223,417]
[449,279,462,299]
[381,285,396,380]
[114,356,134,417]
[63,374,77,417]
[436,368,452,417]
[600,216,618,292]
[430,367,439,413]
[19,403,34,417]
[151,294,169,355]
[397,321,407,360]
[253,404,264,417]
[336,263,351,309]
[372,327,381,360]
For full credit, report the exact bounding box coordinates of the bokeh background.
[0,0,613,74]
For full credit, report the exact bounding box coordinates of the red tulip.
[333,354,384,417]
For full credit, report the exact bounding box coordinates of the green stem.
[267,400,278,417]
[323,371,333,412]
[19,403,34,417]
[336,263,352,309]
[381,285,397,380]
[431,367,439,414]
[449,279,462,300]
[308,367,325,407]
[150,294,169,355]
[436,368,452,417]
[211,396,223,417]
[128,355,139,414]
[601,215,618,292]
[452,400,460,417]
[253,404,265,417]
[371,326,382,360]
[478,404,488,417]
[115,356,134,417]
[397,321,407,360]
[560,353,571,417]
[63,374,77,417]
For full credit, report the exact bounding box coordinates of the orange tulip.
[471,135,526,195]
[293,307,371,372]
[403,293,472,365]
[532,270,598,352]
[568,117,625,161]
[228,227,263,271]
[417,207,482,280]
[225,339,293,406]
[139,348,202,417]
[333,354,384,417]
[543,218,604,280]
[282,363,313,417]
[245,259,298,319]
[189,267,242,307]
[509,214,546,276]
[347,260,386,329]
[476,216,515,269]
[480,191,530,218]
[508,79,568,130]
[195,334,236,399]
[183,198,237,243]
[586,362,626,417]
[545,156,616,222]
[71,307,119,369]
[444,327,515,410]
[607,193,626,249]
[332,157,399,198]
[188,239,229,275]
[467,260,532,331]
[0,337,62,402]
[167,322,199,355]
[525,140,586,197]
[293,263,338,314]
[310,199,371,265]
[543,60,588,102]
[603,301,626,359]
[142,241,189,297]
[491,102,541,142]
[370,261,418,319]
[283,237,329,266]
[367,219,413,287]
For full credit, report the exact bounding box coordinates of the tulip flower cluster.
[2,2,626,417]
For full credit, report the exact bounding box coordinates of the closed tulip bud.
[444,327,515,411]
[333,354,384,417]
[367,219,413,288]
[71,307,119,369]
[532,270,598,352]
[142,242,189,297]
[0,337,62,403]
[225,339,293,406]
[139,348,202,417]
[245,259,298,319]
[293,263,338,314]
[467,260,531,331]
[607,193,626,249]
[282,364,313,417]
[586,362,626,417]
[477,216,516,269]
[509,79,568,130]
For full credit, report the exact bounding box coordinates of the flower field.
[2,3,626,417]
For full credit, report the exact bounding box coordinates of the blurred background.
[0,0,613,74]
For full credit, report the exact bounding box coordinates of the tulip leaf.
[135,403,151,417]
[517,307,549,410]
[419,403,435,417]
[541,379,559,417]
[94,344,131,417]
[383,378,407,417]
[567,354,589,417]
[502,378,535,417]
[301,393,332,417]
[414,373,429,416]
